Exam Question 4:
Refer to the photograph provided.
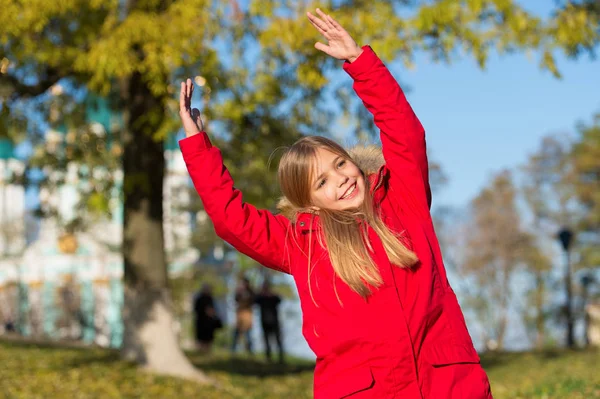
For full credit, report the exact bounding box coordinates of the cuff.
[178,131,212,153]
[343,45,379,79]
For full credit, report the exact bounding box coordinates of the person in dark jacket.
[193,283,222,352]
[255,279,284,363]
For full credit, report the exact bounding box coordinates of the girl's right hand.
[307,8,363,63]
[179,78,204,138]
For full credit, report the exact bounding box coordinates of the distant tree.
[570,113,600,267]
[520,126,600,348]
[521,134,576,347]
[462,170,540,350]
[570,113,600,346]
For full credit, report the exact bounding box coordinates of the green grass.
[479,349,600,399]
[0,339,598,398]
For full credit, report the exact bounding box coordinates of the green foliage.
[0,104,27,143]
[254,0,599,78]
[0,340,599,398]
[1,0,598,138]
[571,113,600,266]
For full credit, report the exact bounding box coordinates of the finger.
[189,82,194,110]
[326,14,343,30]
[307,11,329,33]
[306,11,319,23]
[179,82,186,113]
[186,78,192,104]
[316,9,334,29]
[308,18,329,38]
[314,42,331,55]
[188,79,194,111]
[307,11,326,31]
[183,80,189,111]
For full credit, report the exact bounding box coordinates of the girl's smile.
[339,181,358,200]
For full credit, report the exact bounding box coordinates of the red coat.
[180,46,493,399]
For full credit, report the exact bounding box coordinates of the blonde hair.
[278,136,418,298]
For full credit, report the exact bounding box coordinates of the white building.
[0,95,198,346]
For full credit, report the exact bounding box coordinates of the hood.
[276,145,385,221]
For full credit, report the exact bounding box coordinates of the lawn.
[0,339,598,398]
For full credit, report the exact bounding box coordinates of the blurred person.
[255,278,284,363]
[193,283,222,352]
[231,276,255,355]
[178,8,492,398]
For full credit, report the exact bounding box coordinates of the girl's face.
[310,147,365,211]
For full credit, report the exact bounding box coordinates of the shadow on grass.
[2,337,314,377]
[191,355,315,377]
[479,351,516,370]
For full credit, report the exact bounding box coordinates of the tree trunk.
[496,267,510,350]
[120,72,209,382]
[534,272,546,349]
[496,307,507,350]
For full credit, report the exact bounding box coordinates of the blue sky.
[392,47,598,209]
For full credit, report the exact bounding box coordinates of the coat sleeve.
[179,133,292,274]
[344,46,432,211]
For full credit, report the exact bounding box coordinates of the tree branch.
[0,68,62,99]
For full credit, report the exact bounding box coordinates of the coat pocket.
[426,343,480,367]
[315,366,375,399]
[421,343,491,399]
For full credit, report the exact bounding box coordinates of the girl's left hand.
[179,78,204,138]
[307,8,363,63]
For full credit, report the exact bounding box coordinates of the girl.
[179,9,493,399]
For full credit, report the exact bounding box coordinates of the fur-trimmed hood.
[276,145,385,221]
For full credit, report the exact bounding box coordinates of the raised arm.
[307,10,431,210]
[344,47,431,209]
[179,80,292,274]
